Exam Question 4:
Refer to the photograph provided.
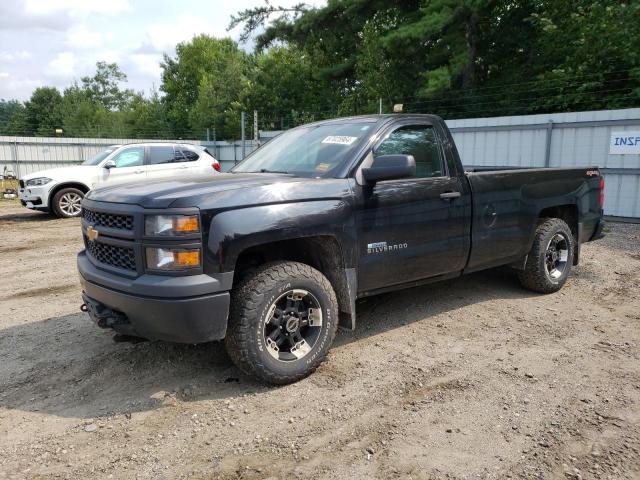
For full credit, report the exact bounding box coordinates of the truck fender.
[207,201,358,329]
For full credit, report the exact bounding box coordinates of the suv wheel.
[225,261,339,384]
[52,188,84,218]
[518,218,574,293]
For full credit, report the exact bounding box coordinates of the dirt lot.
[0,201,638,480]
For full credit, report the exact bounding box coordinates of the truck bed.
[463,167,602,272]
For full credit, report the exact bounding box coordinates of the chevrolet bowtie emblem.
[86,225,99,242]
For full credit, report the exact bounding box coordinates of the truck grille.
[82,208,133,230]
[84,237,136,271]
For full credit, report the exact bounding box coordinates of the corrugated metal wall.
[0,137,263,177]
[446,108,640,218]
[2,109,639,217]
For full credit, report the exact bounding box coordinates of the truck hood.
[85,173,352,209]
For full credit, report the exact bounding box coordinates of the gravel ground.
[0,202,639,479]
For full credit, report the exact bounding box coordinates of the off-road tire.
[518,218,574,294]
[52,187,84,218]
[225,261,339,385]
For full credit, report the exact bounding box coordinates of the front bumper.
[78,251,231,343]
[18,185,50,210]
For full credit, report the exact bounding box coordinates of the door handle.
[134,169,145,174]
[440,191,461,200]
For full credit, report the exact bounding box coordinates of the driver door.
[356,122,469,293]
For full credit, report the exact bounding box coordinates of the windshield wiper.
[258,168,290,174]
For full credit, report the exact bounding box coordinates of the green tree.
[231,0,640,118]
[81,61,134,111]
[0,99,24,129]
[24,87,64,136]
[161,35,250,139]
[124,91,172,139]
[526,0,640,112]
[243,45,335,129]
[0,100,29,135]
[58,84,100,137]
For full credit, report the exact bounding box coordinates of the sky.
[0,0,326,102]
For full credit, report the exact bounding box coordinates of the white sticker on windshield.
[321,135,358,145]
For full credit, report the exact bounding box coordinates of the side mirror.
[103,160,116,169]
[362,154,416,184]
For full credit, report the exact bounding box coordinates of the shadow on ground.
[0,208,55,224]
[0,267,537,420]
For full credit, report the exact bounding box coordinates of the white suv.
[18,143,221,218]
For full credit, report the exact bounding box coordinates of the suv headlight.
[146,247,201,271]
[26,177,52,186]
[144,214,200,236]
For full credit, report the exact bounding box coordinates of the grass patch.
[1,179,20,204]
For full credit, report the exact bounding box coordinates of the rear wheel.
[518,218,574,293]
[225,261,338,384]
[52,187,84,218]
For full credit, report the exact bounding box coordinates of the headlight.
[26,177,52,186]
[146,247,201,271]
[144,214,200,236]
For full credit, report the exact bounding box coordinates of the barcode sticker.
[321,136,358,145]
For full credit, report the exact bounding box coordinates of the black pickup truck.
[78,114,605,384]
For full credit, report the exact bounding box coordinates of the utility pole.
[206,128,210,141]
[241,111,246,161]
[379,98,382,114]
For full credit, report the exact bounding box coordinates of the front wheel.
[225,261,339,384]
[52,187,84,218]
[518,218,574,293]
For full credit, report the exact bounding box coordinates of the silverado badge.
[86,225,99,242]
[367,241,408,254]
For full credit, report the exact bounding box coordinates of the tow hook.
[80,294,130,328]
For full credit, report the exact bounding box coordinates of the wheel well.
[538,205,578,239]
[233,236,352,318]
[48,182,90,206]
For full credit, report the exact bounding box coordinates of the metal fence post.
[12,140,20,179]
[544,120,554,167]
[241,112,246,160]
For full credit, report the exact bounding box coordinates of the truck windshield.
[231,122,374,177]
[82,147,118,166]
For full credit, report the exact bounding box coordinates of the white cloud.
[1,77,42,97]
[66,25,103,48]
[0,0,329,101]
[94,49,122,64]
[0,72,10,78]
[145,14,215,53]
[48,51,77,76]
[24,0,130,16]
[130,54,162,78]
[0,50,32,62]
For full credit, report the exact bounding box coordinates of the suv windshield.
[82,146,119,166]
[232,122,374,177]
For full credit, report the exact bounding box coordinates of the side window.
[174,148,199,163]
[112,147,144,168]
[148,146,176,165]
[374,126,444,178]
